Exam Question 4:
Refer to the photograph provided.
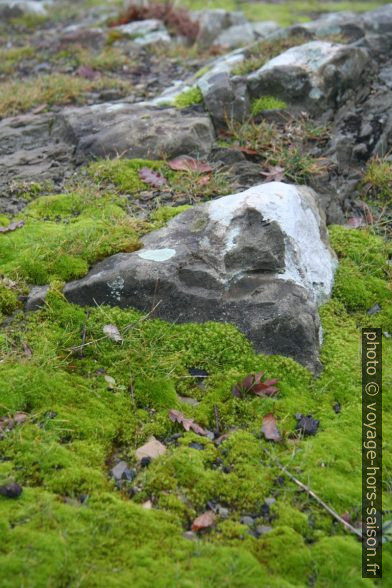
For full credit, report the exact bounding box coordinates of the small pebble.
[256,525,273,536]
[240,516,254,527]
[0,483,22,499]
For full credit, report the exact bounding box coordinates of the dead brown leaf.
[167,157,212,173]
[261,413,281,442]
[168,409,207,436]
[138,167,167,188]
[260,166,285,182]
[232,372,278,398]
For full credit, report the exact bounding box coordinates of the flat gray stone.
[55,103,215,162]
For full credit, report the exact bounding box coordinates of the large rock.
[247,41,369,113]
[55,103,215,162]
[361,3,392,34]
[198,71,249,127]
[195,9,246,48]
[0,113,74,200]
[53,182,336,371]
[0,0,48,19]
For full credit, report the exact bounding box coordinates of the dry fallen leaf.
[0,412,28,432]
[261,413,281,442]
[0,220,24,234]
[138,167,167,188]
[167,157,212,173]
[232,372,278,398]
[228,146,258,155]
[191,510,216,532]
[103,324,123,343]
[260,165,285,183]
[168,409,207,436]
[135,436,166,461]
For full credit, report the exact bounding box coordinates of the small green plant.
[251,96,287,115]
[173,87,203,109]
[87,159,172,194]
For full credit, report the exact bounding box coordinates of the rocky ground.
[0,1,391,587]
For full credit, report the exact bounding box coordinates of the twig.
[77,310,90,358]
[261,447,363,540]
[213,404,220,436]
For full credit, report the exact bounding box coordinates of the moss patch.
[0,216,391,585]
[251,96,287,115]
[173,87,203,109]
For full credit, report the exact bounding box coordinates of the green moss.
[0,176,391,584]
[362,156,392,205]
[173,87,203,109]
[149,204,191,224]
[0,46,35,74]
[251,96,287,115]
[0,284,19,315]
[87,158,172,194]
[134,377,178,410]
[0,192,141,285]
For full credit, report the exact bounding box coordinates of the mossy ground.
[0,175,391,586]
[1,0,392,585]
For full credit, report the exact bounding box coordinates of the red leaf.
[232,372,278,398]
[138,167,167,188]
[168,409,207,436]
[261,413,281,442]
[191,510,216,532]
[167,157,212,173]
[0,220,24,234]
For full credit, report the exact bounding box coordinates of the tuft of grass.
[362,156,392,205]
[0,46,35,75]
[0,74,131,118]
[87,157,230,203]
[173,87,203,109]
[251,96,287,115]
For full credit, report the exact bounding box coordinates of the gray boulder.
[214,23,256,48]
[53,182,337,371]
[55,103,215,162]
[252,21,281,39]
[198,71,249,127]
[247,41,369,113]
[0,0,49,19]
[361,3,392,34]
[0,113,74,197]
[195,9,246,48]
